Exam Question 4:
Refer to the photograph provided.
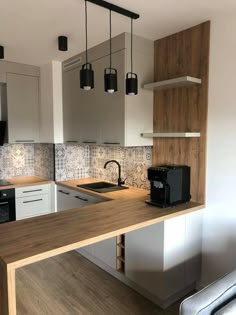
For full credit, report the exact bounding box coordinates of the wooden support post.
[0,260,16,315]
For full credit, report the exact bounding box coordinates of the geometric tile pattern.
[34,144,54,180]
[55,144,152,190]
[55,144,90,181]
[89,145,152,190]
[0,144,35,179]
[0,143,153,191]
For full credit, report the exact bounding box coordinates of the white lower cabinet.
[56,186,103,211]
[56,185,116,269]
[57,183,202,307]
[125,211,203,305]
[16,183,54,220]
[81,237,117,269]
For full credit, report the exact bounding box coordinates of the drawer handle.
[23,189,43,193]
[15,140,35,143]
[0,202,8,206]
[75,195,88,202]
[66,141,78,143]
[23,198,43,204]
[82,141,97,144]
[58,190,70,195]
[103,142,120,145]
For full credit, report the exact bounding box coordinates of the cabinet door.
[63,68,80,142]
[92,50,125,146]
[57,186,104,212]
[184,210,202,285]
[7,73,39,143]
[126,214,201,301]
[125,218,186,300]
[90,238,117,269]
[63,50,126,145]
[16,194,51,220]
[125,223,166,298]
[76,78,101,145]
[56,187,84,211]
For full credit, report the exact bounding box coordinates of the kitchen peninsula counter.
[0,177,204,314]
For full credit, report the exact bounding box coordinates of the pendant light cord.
[109,10,112,70]
[85,0,88,66]
[131,18,133,73]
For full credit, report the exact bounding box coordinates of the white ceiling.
[0,0,235,66]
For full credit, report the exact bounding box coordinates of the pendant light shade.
[126,72,138,95]
[126,18,138,95]
[80,0,94,90]
[104,68,117,93]
[80,63,94,90]
[104,10,118,93]
[0,46,4,59]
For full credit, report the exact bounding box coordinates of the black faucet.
[104,160,125,186]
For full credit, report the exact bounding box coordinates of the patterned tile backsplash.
[0,143,152,190]
[0,143,54,180]
[0,144,35,179]
[55,144,90,181]
[89,146,152,190]
[34,144,54,180]
[55,144,152,190]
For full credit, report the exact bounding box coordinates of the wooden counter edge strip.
[4,203,204,271]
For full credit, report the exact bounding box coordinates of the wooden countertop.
[0,177,204,269]
[0,176,53,191]
[57,178,149,201]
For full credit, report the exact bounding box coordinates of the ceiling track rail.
[87,0,140,19]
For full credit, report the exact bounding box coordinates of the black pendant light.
[58,36,68,51]
[0,46,4,59]
[126,18,138,95]
[80,0,94,90]
[104,10,117,93]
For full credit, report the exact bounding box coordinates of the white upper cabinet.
[63,67,81,143]
[39,61,63,143]
[6,73,40,143]
[62,33,154,147]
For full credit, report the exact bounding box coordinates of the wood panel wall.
[153,21,210,204]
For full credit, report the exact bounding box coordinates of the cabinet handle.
[16,140,35,143]
[65,141,78,143]
[23,189,43,193]
[58,190,70,195]
[75,195,88,202]
[0,202,8,206]
[23,198,43,204]
[103,142,120,145]
[82,141,97,144]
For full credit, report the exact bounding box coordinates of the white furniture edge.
[141,132,201,138]
[143,76,202,90]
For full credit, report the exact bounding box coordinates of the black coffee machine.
[146,165,191,208]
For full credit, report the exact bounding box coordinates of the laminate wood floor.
[16,251,182,315]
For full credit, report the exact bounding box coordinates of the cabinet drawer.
[16,194,50,220]
[16,184,50,198]
[57,185,104,212]
[73,190,103,205]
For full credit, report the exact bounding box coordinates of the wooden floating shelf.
[141,132,201,138]
[143,76,202,91]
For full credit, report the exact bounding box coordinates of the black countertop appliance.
[146,165,191,208]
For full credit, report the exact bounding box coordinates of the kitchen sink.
[77,181,129,193]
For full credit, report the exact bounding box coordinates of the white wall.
[201,16,236,286]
